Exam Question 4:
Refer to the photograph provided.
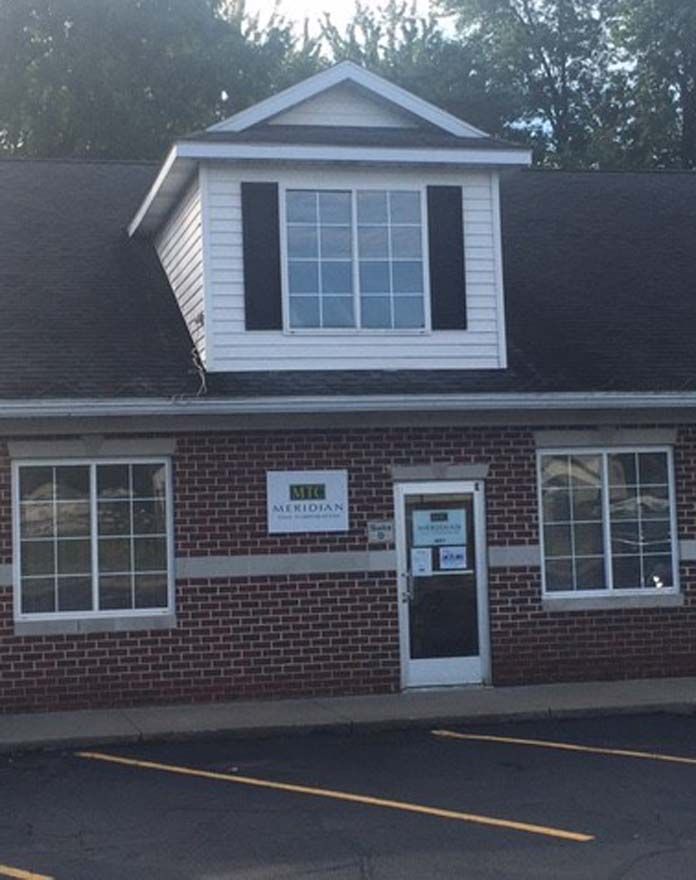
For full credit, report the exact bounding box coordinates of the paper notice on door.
[412,509,466,546]
[439,545,467,570]
[411,547,432,576]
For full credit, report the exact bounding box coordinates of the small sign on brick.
[367,519,394,545]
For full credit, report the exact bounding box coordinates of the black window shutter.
[427,186,467,330]
[241,182,283,330]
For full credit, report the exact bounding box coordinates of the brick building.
[2,64,696,713]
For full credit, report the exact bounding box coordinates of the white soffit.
[208,60,489,138]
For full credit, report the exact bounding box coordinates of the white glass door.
[395,481,490,688]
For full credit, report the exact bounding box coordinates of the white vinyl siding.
[155,176,206,362]
[268,82,418,128]
[203,164,506,372]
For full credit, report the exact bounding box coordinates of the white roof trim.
[127,145,178,237]
[176,141,531,166]
[129,139,531,234]
[208,61,489,139]
[1,392,696,420]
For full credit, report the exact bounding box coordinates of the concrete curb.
[3,693,696,756]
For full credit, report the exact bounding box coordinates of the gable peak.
[208,61,490,139]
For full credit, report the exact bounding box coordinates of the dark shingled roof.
[181,124,518,151]
[1,158,696,400]
[0,159,200,399]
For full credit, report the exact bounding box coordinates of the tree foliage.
[0,0,320,158]
[0,0,695,168]
[437,0,616,164]
[611,0,696,169]
[322,0,520,139]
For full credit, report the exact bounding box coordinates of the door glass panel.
[404,493,478,660]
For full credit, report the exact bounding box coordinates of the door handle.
[402,573,415,604]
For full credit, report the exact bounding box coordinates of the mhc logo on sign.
[289,484,326,501]
[267,470,349,534]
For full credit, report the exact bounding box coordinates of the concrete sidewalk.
[3,676,696,754]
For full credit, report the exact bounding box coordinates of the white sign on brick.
[267,470,349,534]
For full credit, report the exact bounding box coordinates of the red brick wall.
[0,423,694,712]
[0,442,12,565]
[489,564,696,684]
[174,427,539,556]
[0,574,398,711]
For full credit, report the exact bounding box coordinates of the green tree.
[322,0,522,140]
[0,0,321,159]
[612,0,696,169]
[438,0,614,165]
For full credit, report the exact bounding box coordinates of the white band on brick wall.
[390,463,490,481]
[176,551,398,579]
[7,436,177,459]
[533,428,678,448]
[679,540,696,561]
[6,541,692,588]
[488,545,541,568]
[176,545,540,579]
[0,546,545,591]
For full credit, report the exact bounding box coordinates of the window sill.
[13,612,177,637]
[542,593,684,613]
[283,328,432,336]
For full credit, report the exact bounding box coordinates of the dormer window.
[284,188,427,331]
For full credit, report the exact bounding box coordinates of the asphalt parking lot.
[3,712,696,879]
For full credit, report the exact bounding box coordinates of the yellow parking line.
[433,729,696,766]
[0,866,53,880]
[77,750,593,843]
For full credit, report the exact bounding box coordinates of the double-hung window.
[14,459,173,619]
[285,188,427,331]
[539,448,678,595]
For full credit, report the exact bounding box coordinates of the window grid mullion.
[352,190,361,329]
[668,448,680,592]
[567,457,577,591]
[90,464,99,612]
[129,465,136,609]
[386,192,395,329]
[52,466,58,611]
[601,452,614,592]
[636,457,645,588]
[315,193,324,329]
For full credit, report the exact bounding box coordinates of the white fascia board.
[128,139,531,236]
[176,141,532,167]
[1,392,696,420]
[209,61,489,139]
[127,145,178,237]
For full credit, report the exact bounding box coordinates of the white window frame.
[537,446,680,598]
[279,182,433,336]
[12,457,175,622]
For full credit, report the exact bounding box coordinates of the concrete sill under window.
[542,593,684,613]
[14,613,177,637]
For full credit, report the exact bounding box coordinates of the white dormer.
[132,62,531,373]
